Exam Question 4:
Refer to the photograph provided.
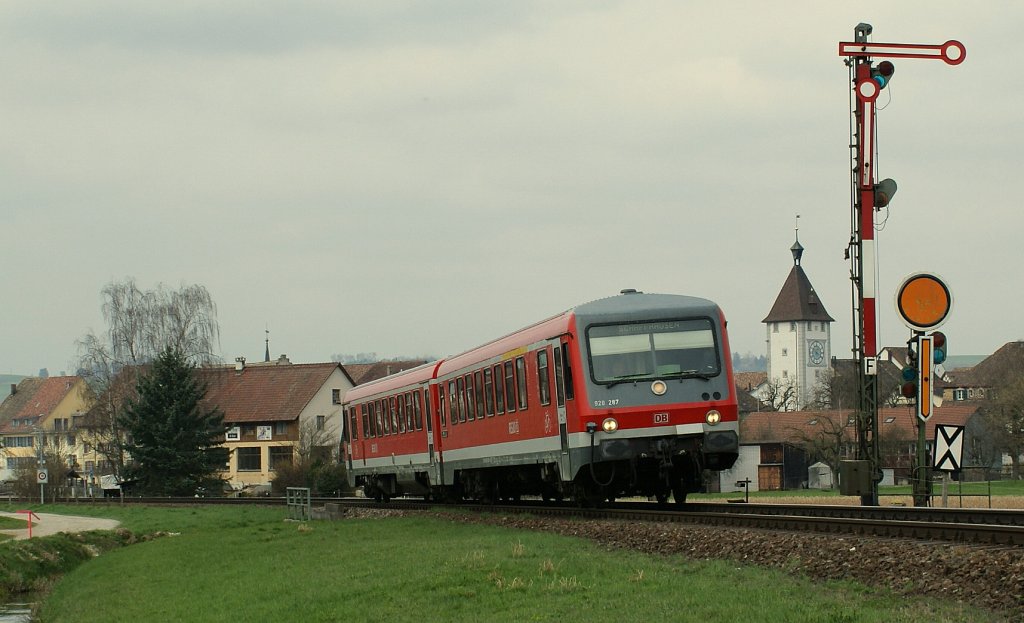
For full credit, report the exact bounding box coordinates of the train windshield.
[587,318,719,384]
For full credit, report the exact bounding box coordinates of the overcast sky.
[1,2,1019,376]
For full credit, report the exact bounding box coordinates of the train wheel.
[671,482,687,508]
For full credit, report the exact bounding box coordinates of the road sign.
[37,469,49,484]
[933,425,965,471]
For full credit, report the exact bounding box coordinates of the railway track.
[63,495,1024,546]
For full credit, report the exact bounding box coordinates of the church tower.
[762,228,834,410]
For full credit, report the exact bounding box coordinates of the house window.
[332,389,341,405]
[790,322,797,332]
[275,422,288,436]
[954,389,966,401]
[782,370,789,378]
[237,447,262,471]
[772,323,779,333]
[781,348,788,357]
[316,415,326,431]
[269,446,293,470]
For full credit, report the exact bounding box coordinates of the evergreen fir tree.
[120,347,228,496]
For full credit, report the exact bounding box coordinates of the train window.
[406,393,415,431]
[347,408,357,441]
[474,371,486,418]
[537,350,551,406]
[465,374,477,420]
[560,343,575,400]
[361,404,370,439]
[413,391,423,431]
[439,384,447,427]
[456,377,467,423]
[395,393,403,432]
[504,361,516,412]
[367,403,376,438]
[391,397,400,434]
[483,368,495,416]
[377,400,387,436]
[515,357,528,410]
[493,365,505,415]
[553,346,565,408]
[587,318,719,383]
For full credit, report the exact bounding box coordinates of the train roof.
[344,290,725,400]
[572,290,721,322]
[343,360,441,403]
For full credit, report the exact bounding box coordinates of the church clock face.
[808,340,825,366]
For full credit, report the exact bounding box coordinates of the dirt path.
[0,511,120,540]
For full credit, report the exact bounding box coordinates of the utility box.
[839,460,872,496]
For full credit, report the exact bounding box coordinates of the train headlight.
[601,418,619,433]
[651,380,667,396]
[705,410,722,426]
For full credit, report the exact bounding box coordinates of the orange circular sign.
[896,273,952,330]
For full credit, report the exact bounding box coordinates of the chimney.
[235,357,246,372]
[276,354,291,365]
[9,384,15,396]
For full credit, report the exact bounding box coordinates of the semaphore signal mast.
[838,23,965,506]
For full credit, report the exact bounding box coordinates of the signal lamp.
[874,178,898,208]
[705,410,722,426]
[601,418,619,433]
[871,60,895,89]
[901,382,917,399]
[931,331,947,364]
[902,366,917,382]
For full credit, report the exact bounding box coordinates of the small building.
[0,376,90,483]
[807,461,833,489]
[197,358,355,492]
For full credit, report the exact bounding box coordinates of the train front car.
[569,291,739,505]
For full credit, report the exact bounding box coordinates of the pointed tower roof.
[762,231,834,323]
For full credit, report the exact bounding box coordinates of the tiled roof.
[739,404,980,445]
[346,360,429,385]
[0,376,84,434]
[734,371,767,392]
[946,341,1024,389]
[197,363,345,424]
[762,265,835,323]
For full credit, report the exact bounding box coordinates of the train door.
[548,341,571,480]
[423,382,442,485]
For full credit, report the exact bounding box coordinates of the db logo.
[653,413,669,425]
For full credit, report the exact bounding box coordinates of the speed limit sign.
[37,469,48,484]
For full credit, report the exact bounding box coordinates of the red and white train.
[341,290,739,506]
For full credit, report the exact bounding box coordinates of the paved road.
[0,511,120,540]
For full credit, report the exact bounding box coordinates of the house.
[944,341,1024,402]
[197,358,355,492]
[0,376,90,483]
[719,404,988,492]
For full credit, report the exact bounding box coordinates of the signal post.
[895,274,952,506]
[838,24,965,505]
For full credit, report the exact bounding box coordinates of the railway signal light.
[931,331,947,364]
[874,178,898,208]
[901,342,918,398]
[871,60,895,89]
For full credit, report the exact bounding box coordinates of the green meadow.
[5,503,988,623]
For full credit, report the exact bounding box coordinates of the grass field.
[24,504,992,623]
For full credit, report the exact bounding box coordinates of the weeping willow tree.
[76,279,221,481]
